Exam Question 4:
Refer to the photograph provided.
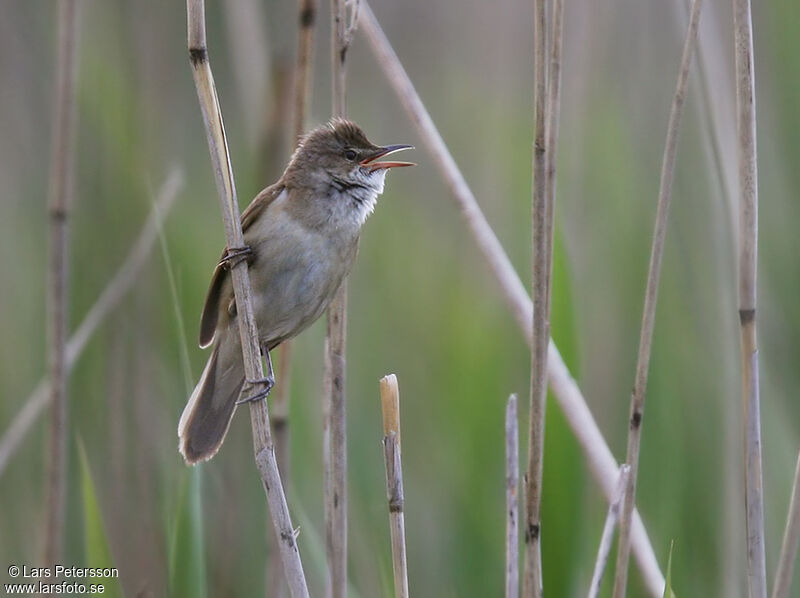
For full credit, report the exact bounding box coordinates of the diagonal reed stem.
[0,170,183,480]
[772,450,800,598]
[732,0,766,593]
[43,0,80,567]
[185,2,309,595]
[611,1,703,595]
[359,3,665,595]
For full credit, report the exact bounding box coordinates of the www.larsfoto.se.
[5,580,107,594]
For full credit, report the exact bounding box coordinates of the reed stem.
[612,1,703,594]
[506,394,520,598]
[732,0,766,593]
[186,2,309,594]
[43,0,80,567]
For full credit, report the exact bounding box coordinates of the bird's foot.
[219,245,253,269]
[237,376,275,405]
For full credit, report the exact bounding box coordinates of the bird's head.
[285,118,414,194]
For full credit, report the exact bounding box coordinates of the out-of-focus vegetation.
[1,0,799,596]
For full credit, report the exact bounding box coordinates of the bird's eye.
[344,149,357,161]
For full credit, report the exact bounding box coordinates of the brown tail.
[178,332,244,464]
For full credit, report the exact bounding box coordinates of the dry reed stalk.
[772,450,800,598]
[43,0,80,567]
[588,465,630,598]
[523,0,549,592]
[293,0,318,140]
[733,0,766,593]
[544,0,564,315]
[268,3,318,595]
[324,2,359,596]
[323,0,347,598]
[0,170,182,479]
[185,2,309,595]
[611,1,703,595]
[506,394,520,598]
[379,375,409,598]
[358,4,665,594]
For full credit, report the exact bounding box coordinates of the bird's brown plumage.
[199,183,285,348]
[179,118,413,464]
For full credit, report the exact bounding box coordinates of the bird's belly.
[247,223,355,347]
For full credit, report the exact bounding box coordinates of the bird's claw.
[237,376,275,405]
[219,245,253,269]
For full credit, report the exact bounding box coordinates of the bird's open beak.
[360,144,415,171]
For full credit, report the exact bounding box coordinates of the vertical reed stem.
[186,2,309,595]
[43,0,80,568]
[380,375,409,598]
[544,0,564,316]
[612,2,703,595]
[325,1,357,594]
[506,395,520,598]
[588,465,630,598]
[733,0,766,593]
[293,0,318,140]
[524,0,550,593]
[269,2,318,594]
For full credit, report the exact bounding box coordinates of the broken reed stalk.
[733,0,767,593]
[382,434,407,598]
[772,450,800,598]
[185,2,309,595]
[506,394,520,598]
[358,4,665,594]
[588,465,631,598]
[43,0,80,567]
[0,171,183,479]
[379,375,409,598]
[324,1,359,595]
[523,0,550,592]
[611,2,703,595]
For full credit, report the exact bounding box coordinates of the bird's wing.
[198,183,286,348]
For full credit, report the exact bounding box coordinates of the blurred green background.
[1,0,799,596]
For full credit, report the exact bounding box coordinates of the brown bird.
[179,118,413,464]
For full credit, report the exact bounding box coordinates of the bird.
[178,118,414,464]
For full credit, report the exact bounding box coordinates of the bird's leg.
[218,245,253,270]
[237,344,275,404]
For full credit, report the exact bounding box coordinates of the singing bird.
[179,119,413,464]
